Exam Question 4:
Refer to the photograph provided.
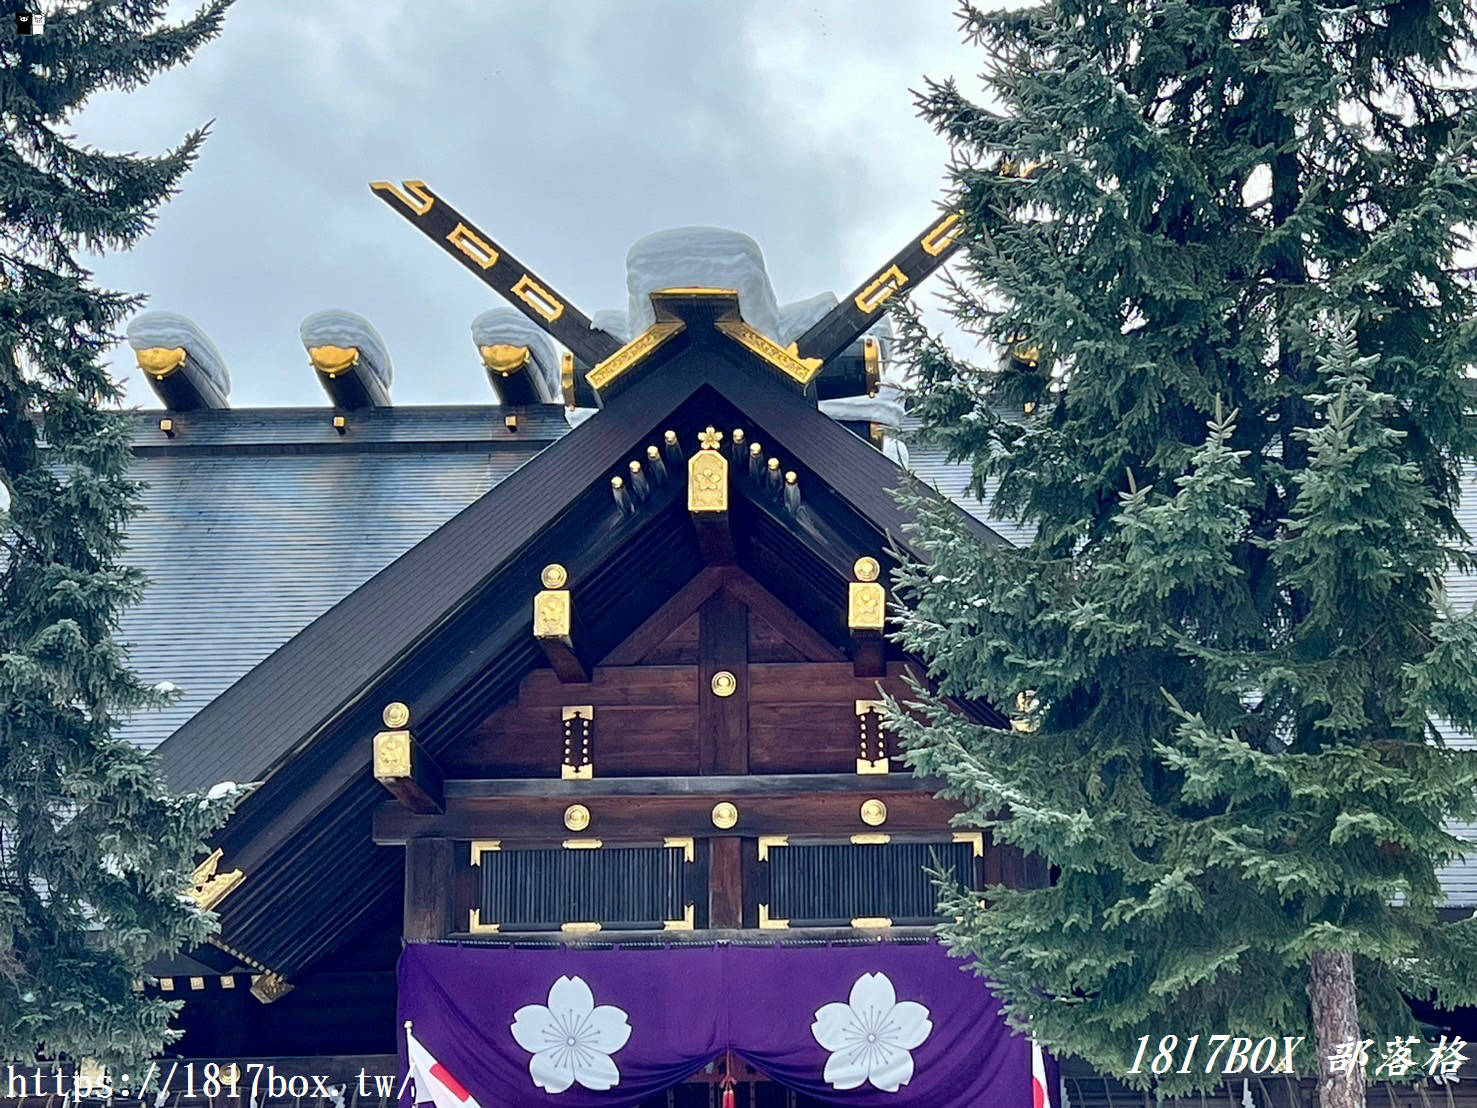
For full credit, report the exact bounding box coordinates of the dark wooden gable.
[445,567,921,780]
[160,303,1009,989]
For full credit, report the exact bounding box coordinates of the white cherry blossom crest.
[812,971,933,1093]
[510,975,631,1094]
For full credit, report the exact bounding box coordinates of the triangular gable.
[162,302,1006,985]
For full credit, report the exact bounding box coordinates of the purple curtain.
[398,941,1054,1107]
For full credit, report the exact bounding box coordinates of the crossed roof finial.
[370,180,963,401]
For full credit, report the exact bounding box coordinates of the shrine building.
[98,182,1476,1108]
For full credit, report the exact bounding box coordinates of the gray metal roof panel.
[904,443,1038,547]
[118,408,563,752]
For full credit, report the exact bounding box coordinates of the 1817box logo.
[15,12,44,34]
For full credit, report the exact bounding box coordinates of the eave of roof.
[154,344,1003,794]
[146,330,1007,977]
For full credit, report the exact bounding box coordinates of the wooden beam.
[689,433,735,563]
[601,567,725,666]
[848,557,887,678]
[403,837,455,941]
[698,594,748,774]
[533,564,590,683]
[372,725,445,815]
[717,568,845,662]
[374,789,962,845]
[748,661,916,701]
[442,772,944,798]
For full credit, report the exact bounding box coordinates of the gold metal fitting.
[541,563,569,589]
[513,274,564,322]
[250,971,293,1005]
[688,446,728,513]
[136,346,187,377]
[372,729,411,779]
[920,211,963,256]
[564,803,591,832]
[862,335,881,397]
[854,557,881,582]
[710,670,738,698]
[189,848,244,912]
[758,903,790,930]
[448,222,499,269]
[370,179,435,216]
[711,802,739,830]
[382,701,411,728]
[561,351,576,408]
[307,345,361,375]
[480,343,531,375]
[854,264,909,314]
[766,457,780,472]
[697,426,724,451]
[784,470,798,485]
[860,798,889,827]
[158,418,175,437]
[664,904,696,931]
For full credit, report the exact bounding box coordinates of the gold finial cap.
[629,460,642,474]
[611,475,624,489]
[698,426,724,451]
[785,471,798,485]
[854,556,881,583]
[136,346,188,377]
[647,445,660,460]
[711,802,739,830]
[664,429,678,445]
[382,701,411,728]
[749,442,763,457]
[307,345,361,376]
[541,563,569,589]
[766,457,780,472]
[480,343,532,375]
[732,428,746,444]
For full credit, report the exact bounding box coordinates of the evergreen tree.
[0,1,237,1065]
[892,2,1477,1103]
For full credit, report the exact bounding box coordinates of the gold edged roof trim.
[716,321,823,386]
[587,321,686,392]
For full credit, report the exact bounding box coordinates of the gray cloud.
[76,0,994,407]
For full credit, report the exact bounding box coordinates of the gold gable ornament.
[250,971,293,1005]
[688,427,729,514]
[190,848,244,912]
[534,564,573,642]
[848,557,886,632]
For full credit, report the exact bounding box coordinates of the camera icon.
[15,12,45,35]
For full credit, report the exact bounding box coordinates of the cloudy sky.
[75,0,998,408]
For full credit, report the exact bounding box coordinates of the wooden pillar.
[708,837,744,929]
[698,594,748,774]
[403,837,455,942]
